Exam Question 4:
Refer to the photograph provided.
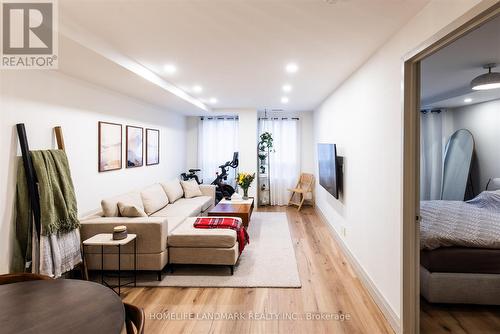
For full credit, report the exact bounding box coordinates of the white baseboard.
[316,207,401,334]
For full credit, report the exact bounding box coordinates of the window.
[198,117,239,186]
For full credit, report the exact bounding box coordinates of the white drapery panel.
[420,110,443,200]
[259,118,300,205]
[198,117,239,186]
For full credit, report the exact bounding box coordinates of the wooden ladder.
[16,124,88,279]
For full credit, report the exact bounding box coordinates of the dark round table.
[0,279,124,334]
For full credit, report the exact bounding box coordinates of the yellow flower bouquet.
[237,172,255,199]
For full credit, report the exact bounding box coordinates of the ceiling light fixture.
[285,62,298,74]
[209,97,218,104]
[163,64,177,74]
[464,98,472,103]
[471,64,500,90]
[282,84,292,92]
[281,97,289,104]
[192,85,203,93]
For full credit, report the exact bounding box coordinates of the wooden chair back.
[124,302,145,334]
[288,173,315,211]
[0,273,52,285]
[297,173,314,191]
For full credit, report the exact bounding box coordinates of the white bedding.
[420,190,500,250]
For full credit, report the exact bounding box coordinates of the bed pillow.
[180,180,203,199]
[161,179,184,203]
[141,184,169,215]
[118,202,148,217]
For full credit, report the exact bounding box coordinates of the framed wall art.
[126,125,143,168]
[98,121,122,172]
[146,128,160,166]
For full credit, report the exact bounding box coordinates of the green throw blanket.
[15,150,79,270]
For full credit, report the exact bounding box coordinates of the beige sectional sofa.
[80,179,241,280]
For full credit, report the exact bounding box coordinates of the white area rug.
[137,212,301,288]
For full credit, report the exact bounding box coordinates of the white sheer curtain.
[198,117,239,186]
[420,110,443,200]
[259,118,300,205]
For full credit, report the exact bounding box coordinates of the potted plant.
[258,132,274,152]
[258,153,267,164]
[237,172,256,199]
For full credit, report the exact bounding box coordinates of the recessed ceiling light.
[163,64,177,74]
[281,97,289,104]
[285,62,298,74]
[464,98,473,103]
[282,84,292,92]
[209,97,218,104]
[192,85,203,93]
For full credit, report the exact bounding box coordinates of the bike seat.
[188,169,201,172]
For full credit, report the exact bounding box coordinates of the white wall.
[312,0,483,326]
[443,99,500,192]
[0,70,187,274]
[185,116,199,169]
[300,111,315,174]
[235,109,258,198]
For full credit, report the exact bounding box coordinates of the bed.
[420,190,500,305]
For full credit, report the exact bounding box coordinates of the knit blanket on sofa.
[194,217,249,254]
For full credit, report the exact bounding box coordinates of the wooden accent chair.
[124,302,145,334]
[0,273,52,285]
[288,173,315,211]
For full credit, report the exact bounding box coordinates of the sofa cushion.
[165,216,186,233]
[117,202,148,217]
[148,212,185,232]
[80,216,168,254]
[141,184,169,215]
[180,180,202,198]
[168,217,237,248]
[186,196,213,212]
[151,198,202,218]
[169,245,238,266]
[161,179,184,203]
[101,192,144,217]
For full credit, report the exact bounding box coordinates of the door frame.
[401,1,500,333]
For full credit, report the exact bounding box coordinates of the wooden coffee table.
[208,198,254,228]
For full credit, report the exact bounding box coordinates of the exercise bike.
[211,152,239,202]
[180,169,203,184]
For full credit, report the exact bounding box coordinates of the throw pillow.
[181,180,203,199]
[101,192,144,217]
[160,179,184,203]
[118,202,148,217]
[141,184,169,215]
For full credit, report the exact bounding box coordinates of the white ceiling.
[59,0,430,115]
[421,14,500,109]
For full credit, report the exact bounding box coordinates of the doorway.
[402,2,500,333]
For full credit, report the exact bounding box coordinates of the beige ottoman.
[167,217,240,274]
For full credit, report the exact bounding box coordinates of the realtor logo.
[1,0,58,68]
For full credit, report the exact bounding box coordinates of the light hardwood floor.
[121,206,393,334]
[420,298,500,334]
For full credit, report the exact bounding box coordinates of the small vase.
[243,188,249,200]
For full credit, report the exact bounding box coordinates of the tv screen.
[318,143,338,199]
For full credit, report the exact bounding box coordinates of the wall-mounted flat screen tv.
[318,143,339,199]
